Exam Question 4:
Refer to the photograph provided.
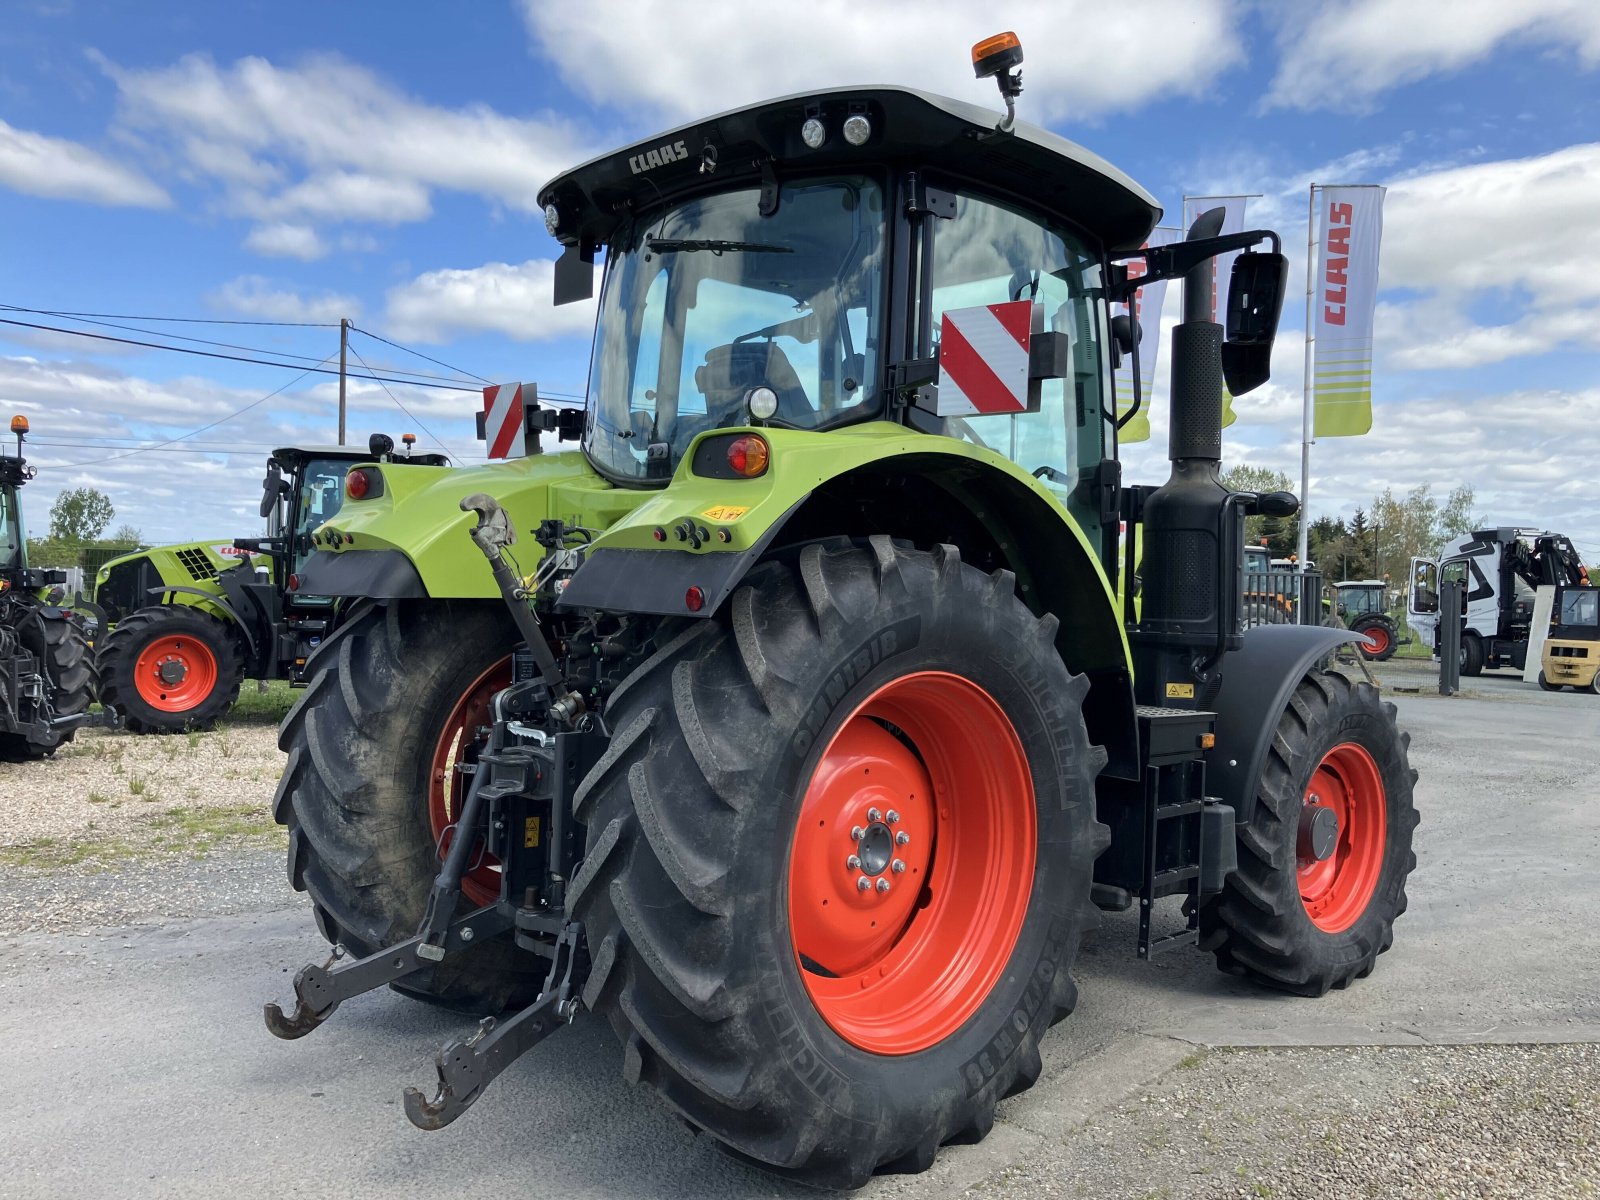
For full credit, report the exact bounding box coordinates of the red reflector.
[652,527,667,542]
[287,573,300,592]
[346,469,371,500]
[726,434,769,477]
[685,585,706,612]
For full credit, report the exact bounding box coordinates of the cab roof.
[538,86,1161,253]
[270,445,450,468]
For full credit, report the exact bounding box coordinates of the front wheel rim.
[132,633,219,712]
[1298,742,1387,933]
[787,671,1036,1055]
[428,656,513,907]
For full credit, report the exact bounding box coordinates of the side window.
[928,192,1108,529]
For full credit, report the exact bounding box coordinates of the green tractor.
[264,36,1419,1188]
[1334,579,1403,661]
[92,436,447,732]
[0,416,95,758]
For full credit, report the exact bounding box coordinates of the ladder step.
[1150,865,1200,889]
[1155,800,1204,821]
[1145,927,1199,956]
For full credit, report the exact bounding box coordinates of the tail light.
[726,435,770,478]
[346,467,382,500]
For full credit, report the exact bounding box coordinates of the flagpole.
[1298,183,1317,575]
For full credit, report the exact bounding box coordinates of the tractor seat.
[695,340,811,421]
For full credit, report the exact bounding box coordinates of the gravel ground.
[975,1043,1600,1200]
[0,717,289,933]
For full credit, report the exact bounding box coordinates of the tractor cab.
[1335,580,1388,618]
[0,416,66,594]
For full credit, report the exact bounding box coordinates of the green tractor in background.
[263,36,1420,1188]
[1334,578,1403,661]
[0,415,95,758]
[92,436,447,732]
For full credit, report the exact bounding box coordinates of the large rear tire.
[1351,616,1397,661]
[273,599,539,1012]
[568,539,1107,1187]
[1206,670,1418,996]
[1459,632,1484,677]
[0,607,95,760]
[97,606,244,733]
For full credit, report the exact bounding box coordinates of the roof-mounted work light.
[972,32,1024,131]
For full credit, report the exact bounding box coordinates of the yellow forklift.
[1539,584,1600,693]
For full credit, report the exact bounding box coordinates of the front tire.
[273,600,538,1011]
[1537,670,1558,692]
[568,539,1107,1187]
[97,606,243,732]
[0,607,95,759]
[1460,633,1484,677]
[1207,670,1419,996]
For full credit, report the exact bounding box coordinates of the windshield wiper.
[645,238,792,255]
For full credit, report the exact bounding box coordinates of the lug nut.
[876,878,890,894]
[891,859,906,874]
[886,810,900,824]
[895,830,910,845]
[857,877,871,892]
[846,854,861,870]
[867,807,882,822]
[850,826,864,841]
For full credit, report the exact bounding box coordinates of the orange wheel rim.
[132,634,219,712]
[428,657,512,908]
[1362,627,1390,654]
[1298,742,1386,933]
[787,671,1036,1055]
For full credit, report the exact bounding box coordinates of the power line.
[350,325,491,385]
[54,354,338,468]
[346,342,451,454]
[0,304,337,328]
[0,317,482,393]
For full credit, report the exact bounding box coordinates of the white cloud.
[518,0,1243,124]
[208,275,361,324]
[254,171,432,225]
[0,117,169,207]
[102,52,587,219]
[242,222,328,261]
[384,259,597,344]
[1266,0,1600,110]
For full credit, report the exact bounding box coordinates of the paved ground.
[1,680,1597,1198]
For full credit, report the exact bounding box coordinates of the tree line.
[1220,465,1483,583]
[26,486,143,569]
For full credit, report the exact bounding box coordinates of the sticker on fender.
[1166,682,1195,699]
[524,817,541,848]
[701,505,749,521]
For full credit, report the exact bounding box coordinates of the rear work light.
[346,467,381,500]
[726,435,770,478]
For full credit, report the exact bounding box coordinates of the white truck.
[1408,527,1590,675]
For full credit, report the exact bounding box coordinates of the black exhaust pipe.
[1130,207,1245,706]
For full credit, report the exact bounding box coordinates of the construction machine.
[1539,584,1600,692]
[0,416,95,758]
[92,436,447,731]
[263,35,1418,1188]
[1408,527,1589,675]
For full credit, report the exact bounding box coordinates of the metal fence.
[1242,569,1327,629]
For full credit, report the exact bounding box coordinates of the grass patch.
[226,681,297,726]
[0,804,281,871]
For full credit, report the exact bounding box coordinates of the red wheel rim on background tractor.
[787,671,1036,1055]
[133,634,219,713]
[428,656,513,907]
[1298,742,1387,932]
[1360,625,1391,656]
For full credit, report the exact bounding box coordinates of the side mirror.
[1221,251,1288,396]
[1107,313,1139,369]
[259,463,283,519]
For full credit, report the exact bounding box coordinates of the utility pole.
[337,317,349,446]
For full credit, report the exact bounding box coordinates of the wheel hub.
[1298,801,1338,863]
[156,657,188,686]
[855,819,895,876]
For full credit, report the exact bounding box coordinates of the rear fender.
[1204,624,1363,819]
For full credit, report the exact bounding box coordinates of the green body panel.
[94,539,255,616]
[318,423,1128,666]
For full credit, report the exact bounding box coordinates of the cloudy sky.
[2,0,1598,563]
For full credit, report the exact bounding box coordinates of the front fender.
[1204,625,1363,817]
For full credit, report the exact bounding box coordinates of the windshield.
[1560,588,1599,627]
[0,487,20,570]
[1339,586,1382,615]
[584,176,886,482]
[296,459,351,539]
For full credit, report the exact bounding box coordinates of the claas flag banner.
[1183,196,1252,430]
[1112,227,1179,444]
[1312,186,1385,437]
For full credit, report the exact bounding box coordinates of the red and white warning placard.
[482,382,528,459]
[935,300,1033,417]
